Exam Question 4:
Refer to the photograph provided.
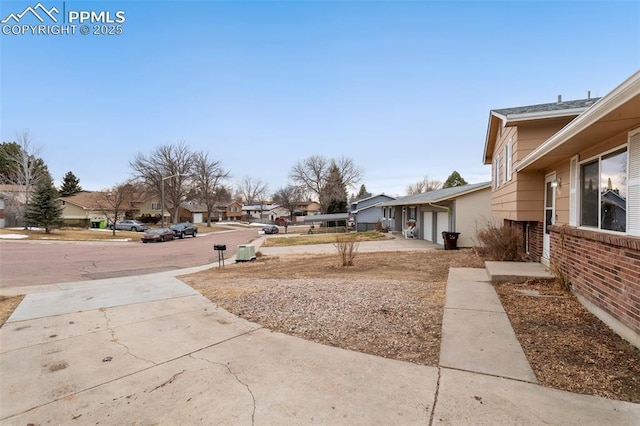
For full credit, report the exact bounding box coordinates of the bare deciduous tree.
[290,155,363,213]
[272,185,304,220]
[130,142,194,224]
[2,131,48,227]
[237,176,268,206]
[192,151,230,227]
[94,182,135,236]
[406,176,443,195]
[236,176,269,221]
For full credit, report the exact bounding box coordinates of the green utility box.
[236,244,256,262]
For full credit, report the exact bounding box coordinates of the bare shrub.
[334,235,359,266]
[475,223,523,261]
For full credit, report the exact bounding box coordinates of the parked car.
[275,217,291,226]
[262,225,279,234]
[111,220,148,232]
[170,222,198,239]
[141,228,175,243]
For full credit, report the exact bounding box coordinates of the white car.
[110,220,148,232]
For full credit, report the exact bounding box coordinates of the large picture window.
[580,147,627,232]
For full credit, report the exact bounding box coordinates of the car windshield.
[149,229,165,234]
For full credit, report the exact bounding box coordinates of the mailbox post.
[213,244,226,266]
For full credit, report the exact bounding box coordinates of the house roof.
[379,182,491,207]
[302,213,349,222]
[517,70,640,171]
[242,204,280,212]
[351,202,386,214]
[492,98,600,118]
[483,97,600,165]
[351,193,395,206]
[61,191,101,209]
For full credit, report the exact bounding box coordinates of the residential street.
[0,228,259,289]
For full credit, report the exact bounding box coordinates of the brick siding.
[507,220,543,261]
[549,225,640,338]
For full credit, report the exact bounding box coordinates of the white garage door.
[193,213,203,223]
[423,211,433,242]
[436,211,448,245]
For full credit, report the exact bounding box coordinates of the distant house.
[483,70,640,347]
[225,201,243,221]
[380,182,495,248]
[59,191,111,227]
[293,200,321,217]
[0,184,29,227]
[242,204,288,222]
[178,201,208,223]
[348,193,396,231]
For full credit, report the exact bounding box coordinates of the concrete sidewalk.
[1,240,639,424]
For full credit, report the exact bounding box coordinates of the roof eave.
[503,107,587,126]
[517,71,640,172]
[483,111,506,164]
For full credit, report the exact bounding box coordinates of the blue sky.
[1,0,639,197]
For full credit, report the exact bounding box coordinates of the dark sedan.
[262,225,279,235]
[170,222,198,239]
[141,228,176,243]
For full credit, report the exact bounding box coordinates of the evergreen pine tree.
[59,171,82,196]
[443,171,468,188]
[321,164,348,218]
[356,184,372,200]
[24,174,64,233]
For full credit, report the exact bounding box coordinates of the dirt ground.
[181,250,483,366]
[496,280,640,403]
[181,249,640,403]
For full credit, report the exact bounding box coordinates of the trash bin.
[442,232,460,250]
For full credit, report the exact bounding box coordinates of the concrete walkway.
[440,268,537,382]
[1,241,639,424]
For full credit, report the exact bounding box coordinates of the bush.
[475,223,523,261]
[334,235,359,266]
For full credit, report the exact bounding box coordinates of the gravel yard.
[181,250,483,366]
[180,248,640,403]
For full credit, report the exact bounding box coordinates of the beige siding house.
[380,182,495,248]
[483,71,640,347]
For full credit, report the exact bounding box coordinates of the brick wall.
[507,220,543,261]
[549,225,640,339]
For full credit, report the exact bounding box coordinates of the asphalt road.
[0,228,260,289]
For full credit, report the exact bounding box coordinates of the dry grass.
[261,231,389,247]
[0,295,25,326]
[180,250,484,366]
[0,225,228,241]
[0,228,140,241]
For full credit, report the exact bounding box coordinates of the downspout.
[428,203,449,211]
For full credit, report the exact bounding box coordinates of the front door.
[542,173,556,261]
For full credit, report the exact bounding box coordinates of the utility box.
[236,244,256,262]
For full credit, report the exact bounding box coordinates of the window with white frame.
[505,139,513,182]
[579,147,627,232]
[493,154,500,189]
[151,202,161,211]
[408,206,417,221]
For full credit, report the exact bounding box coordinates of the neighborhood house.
[483,71,640,347]
[380,182,495,248]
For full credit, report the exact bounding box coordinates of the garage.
[423,211,433,242]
